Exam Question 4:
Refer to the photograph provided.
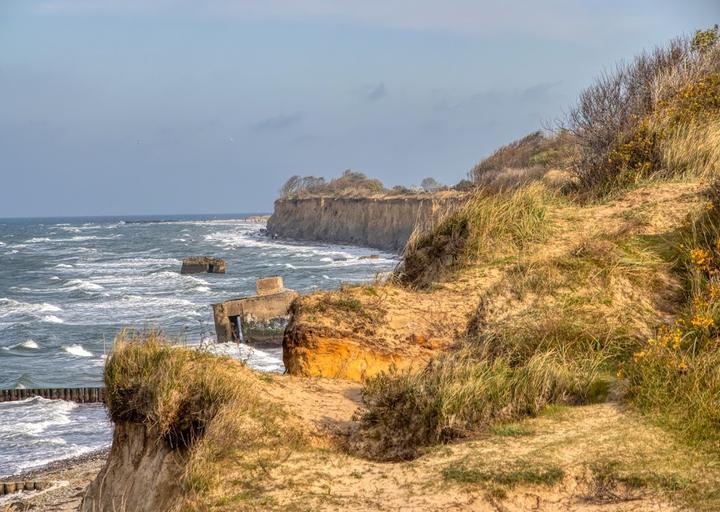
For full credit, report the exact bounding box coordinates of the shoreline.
[1,448,108,510]
[8,447,109,480]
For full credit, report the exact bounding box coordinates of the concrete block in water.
[212,280,298,344]
[180,256,226,274]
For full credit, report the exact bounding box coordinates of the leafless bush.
[565,28,720,190]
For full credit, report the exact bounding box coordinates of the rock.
[180,256,226,275]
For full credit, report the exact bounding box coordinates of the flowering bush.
[626,198,720,443]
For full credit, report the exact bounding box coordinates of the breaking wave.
[62,344,93,357]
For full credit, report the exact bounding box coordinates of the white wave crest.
[4,339,41,350]
[42,315,64,324]
[62,344,93,357]
[0,298,62,319]
[62,279,105,292]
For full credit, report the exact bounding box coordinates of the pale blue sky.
[1,0,718,216]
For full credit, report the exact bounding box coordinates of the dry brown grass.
[104,331,307,510]
[398,183,554,288]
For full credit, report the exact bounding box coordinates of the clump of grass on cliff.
[470,130,577,191]
[105,331,304,508]
[398,183,554,288]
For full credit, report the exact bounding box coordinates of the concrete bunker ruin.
[212,276,298,344]
[181,256,226,275]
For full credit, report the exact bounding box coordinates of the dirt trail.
[258,402,706,511]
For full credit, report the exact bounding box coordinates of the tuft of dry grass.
[357,342,606,460]
[104,330,306,508]
[398,183,553,288]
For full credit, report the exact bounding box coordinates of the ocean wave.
[0,398,111,478]
[0,397,76,436]
[63,344,93,357]
[42,315,64,324]
[2,339,40,351]
[0,298,62,319]
[62,279,105,292]
[204,343,284,373]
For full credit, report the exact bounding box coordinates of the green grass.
[399,184,554,288]
[443,459,564,488]
[489,423,534,437]
[359,343,605,460]
[626,193,720,446]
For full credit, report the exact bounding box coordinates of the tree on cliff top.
[280,170,385,197]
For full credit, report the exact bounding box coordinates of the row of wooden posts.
[0,481,51,496]
[0,387,105,403]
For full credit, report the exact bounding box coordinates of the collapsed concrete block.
[212,279,298,344]
[256,276,284,295]
[180,257,226,275]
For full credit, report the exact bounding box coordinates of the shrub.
[470,130,576,189]
[280,170,386,197]
[566,28,720,192]
[626,190,720,444]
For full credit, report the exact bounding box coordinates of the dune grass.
[399,183,554,288]
[105,330,305,509]
[359,339,607,460]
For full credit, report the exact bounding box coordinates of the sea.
[0,214,397,477]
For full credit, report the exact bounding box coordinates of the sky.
[1,1,718,217]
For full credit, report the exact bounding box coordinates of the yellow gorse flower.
[690,248,713,270]
[690,314,715,329]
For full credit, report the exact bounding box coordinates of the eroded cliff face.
[80,423,185,512]
[267,193,464,252]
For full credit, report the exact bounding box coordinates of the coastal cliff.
[267,193,464,252]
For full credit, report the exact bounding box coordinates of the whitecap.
[42,315,64,324]
[5,339,41,350]
[0,298,62,319]
[62,344,93,357]
[62,279,105,292]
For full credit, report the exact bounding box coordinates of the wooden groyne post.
[0,387,105,404]
[0,481,50,496]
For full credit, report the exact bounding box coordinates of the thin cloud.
[364,83,387,101]
[251,112,303,132]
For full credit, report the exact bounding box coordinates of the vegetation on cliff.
[357,26,720,465]
[105,331,306,509]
